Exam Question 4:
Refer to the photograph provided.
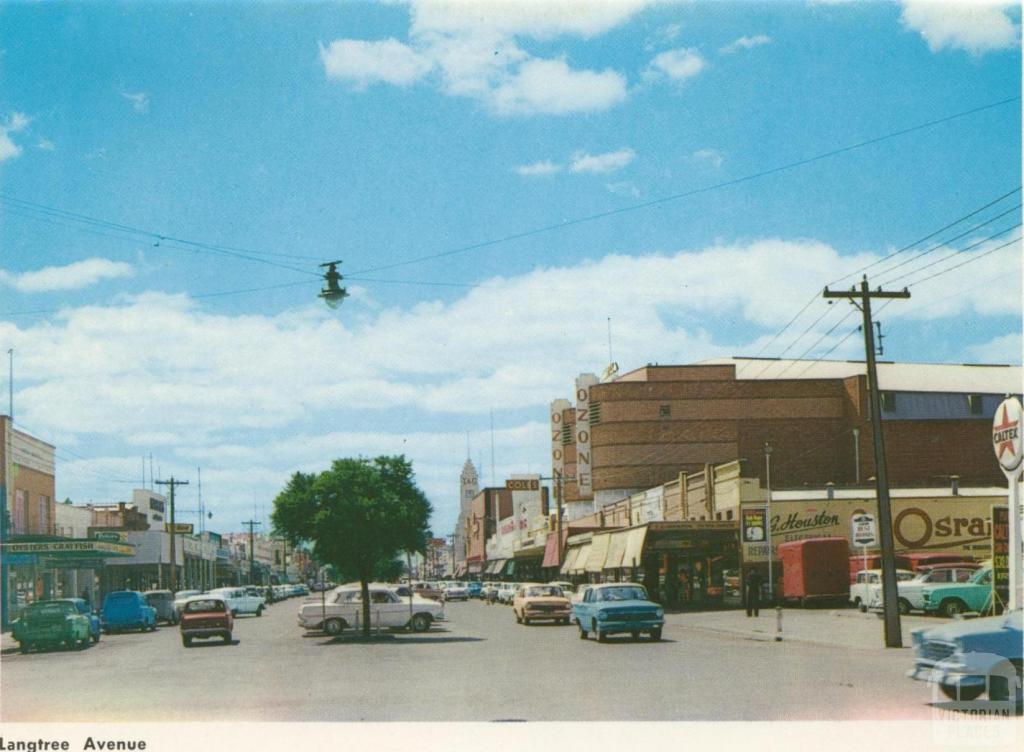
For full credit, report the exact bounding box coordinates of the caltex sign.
[992,397,1023,473]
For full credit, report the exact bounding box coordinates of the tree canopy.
[271,455,432,636]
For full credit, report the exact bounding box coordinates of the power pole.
[824,275,910,648]
[155,477,189,593]
[242,519,261,585]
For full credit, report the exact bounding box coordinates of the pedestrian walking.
[744,569,763,617]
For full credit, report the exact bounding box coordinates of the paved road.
[1,597,939,721]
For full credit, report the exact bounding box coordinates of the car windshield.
[597,586,647,602]
[184,599,225,613]
[525,586,562,597]
[29,603,70,617]
[969,568,991,584]
[896,571,915,582]
[106,593,136,604]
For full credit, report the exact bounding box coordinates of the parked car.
[922,567,995,617]
[51,598,101,643]
[908,608,1022,705]
[209,587,265,617]
[443,582,470,601]
[496,583,519,604]
[101,591,157,633]
[849,569,915,612]
[513,584,572,625]
[548,581,574,595]
[468,581,483,598]
[572,583,664,642]
[12,600,93,652]
[144,589,179,624]
[297,585,444,634]
[179,595,234,647]
[893,565,982,614]
[482,582,499,602]
[569,584,594,623]
[411,581,445,601]
[904,552,975,572]
[172,589,203,619]
[293,584,309,597]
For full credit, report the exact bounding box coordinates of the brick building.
[555,359,1020,510]
[1,415,56,536]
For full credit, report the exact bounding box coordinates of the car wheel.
[897,598,912,616]
[256,606,263,617]
[77,635,89,650]
[232,609,238,618]
[524,617,531,625]
[222,632,232,644]
[854,598,866,613]
[631,631,640,641]
[650,627,663,641]
[182,635,192,648]
[594,621,607,643]
[149,622,157,632]
[515,611,522,624]
[411,613,432,633]
[940,599,968,618]
[324,618,345,636]
[940,680,985,702]
[19,642,30,654]
[578,623,588,640]
[91,631,100,644]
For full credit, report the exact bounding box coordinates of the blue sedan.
[53,598,101,644]
[572,583,664,642]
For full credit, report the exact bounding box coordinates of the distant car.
[293,584,309,597]
[922,567,994,617]
[172,590,203,619]
[180,596,234,647]
[468,581,483,598]
[52,598,101,643]
[297,586,444,634]
[849,569,915,612]
[908,608,1022,705]
[569,584,594,623]
[13,600,93,652]
[496,583,519,604]
[101,591,157,633]
[548,581,574,595]
[411,582,445,601]
[144,589,179,624]
[209,587,265,617]
[513,584,571,625]
[894,565,981,614]
[444,582,470,601]
[572,583,664,642]
[482,582,499,603]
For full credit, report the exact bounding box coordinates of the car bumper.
[524,610,572,620]
[182,627,230,639]
[598,619,665,634]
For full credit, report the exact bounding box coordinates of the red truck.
[779,537,850,606]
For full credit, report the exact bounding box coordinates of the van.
[101,591,158,633]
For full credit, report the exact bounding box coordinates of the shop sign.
[92,531,127,543]
[992,397,1023,473]
[550,398,570,489]
[2,540,133,556]
[991,505,1009,609]
[506,479,540,491]
[851,513,877,547]
[165,523,194,534]
[742,508,766,543]
[574,373,599,498]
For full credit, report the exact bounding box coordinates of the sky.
[0,0,1021,541]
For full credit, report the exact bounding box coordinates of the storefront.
[512,541,545,582]
[2,536,135,616]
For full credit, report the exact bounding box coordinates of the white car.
[172,590,203,619]
[297,585,444,635]
[894,565,981,614]
[209,587,266,617]
[496,583,519,604]
[443,582,470,601]
[849,569,914,612]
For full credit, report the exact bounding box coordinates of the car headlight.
[597,610,608,620]
[655,608,664,618]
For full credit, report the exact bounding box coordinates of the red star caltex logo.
[993,403,1020,464]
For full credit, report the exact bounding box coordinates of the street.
[1,597,944,722]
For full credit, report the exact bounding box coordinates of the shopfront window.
[13,489,27,534]
[38,495,50,534]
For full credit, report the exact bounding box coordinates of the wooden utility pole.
[824,275,909,648]
[241,519,261,584]
[155,477,189,593]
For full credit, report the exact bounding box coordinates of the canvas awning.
[566,543,592,574]
[486,559,506,574]
[541,531,566,568]
[623,525,648,569]
[467,562,483,574]
[559,546,579,575]
[585,532,613,573]
[603,529,629,569]
[453,563,467,577]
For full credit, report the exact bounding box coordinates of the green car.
[921,567,994,617]
[12,600,93,653]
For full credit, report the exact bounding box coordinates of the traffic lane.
[0,602,284,722]
[0,598,937,722]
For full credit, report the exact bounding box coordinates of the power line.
[903,234,1021,289]
[882,224,1021,287]
[348,96,1020,275]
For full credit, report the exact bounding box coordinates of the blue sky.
[0,0,1020,540]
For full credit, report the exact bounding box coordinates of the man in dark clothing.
[744,569,763,617]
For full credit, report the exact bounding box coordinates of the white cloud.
[719,34,771,54]
[319,38,434,88]
[0,258,134,293]
[320,0,651,115]
[967,333,1022,364]
[569,147,636,174]
[120,90,150,113]
[36,138,56,152]
[900,1,1020,55]
[646,47,706,81]
[0,111,30,162]
[691,148,723,168]
[515,160,562,176]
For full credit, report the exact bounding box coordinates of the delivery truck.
[779,537,850,606]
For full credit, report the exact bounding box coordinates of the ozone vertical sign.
[550,399,571,495]
[575,374,599,499]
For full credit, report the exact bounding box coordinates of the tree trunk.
[360,578,371,638]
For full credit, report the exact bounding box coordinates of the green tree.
[271,456,432,637]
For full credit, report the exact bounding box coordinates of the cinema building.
[546,358,1021,605]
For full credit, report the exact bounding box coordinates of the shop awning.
[568,543,592,574]
[453,563,467,577]
[486,559,506,574]
[603,529,629,570]
[467,562,483,574]
[500,559,516,576]
[541,532,566,568]
[559,546,579,575]
[585,532,613,573]
[623,525,648,569]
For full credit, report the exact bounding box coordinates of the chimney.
[825,482,835,500]
[950,475,960,496]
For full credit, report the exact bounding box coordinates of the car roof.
[181,595,228,604]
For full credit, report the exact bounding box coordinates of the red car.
[179,596,234,647]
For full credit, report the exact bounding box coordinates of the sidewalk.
[2,628,20,654]
[667,607,942,651]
